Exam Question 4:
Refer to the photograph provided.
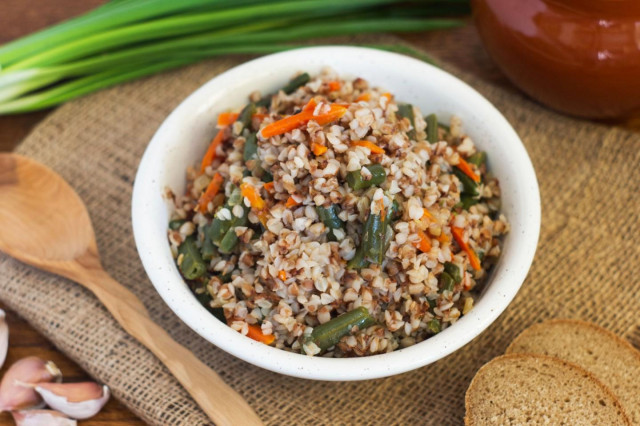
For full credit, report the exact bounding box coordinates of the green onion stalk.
[0,0,470,114]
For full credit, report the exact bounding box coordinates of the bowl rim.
[132,45,540,381]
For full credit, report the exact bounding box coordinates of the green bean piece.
[439,272,455,292]
[210,307,226,323]
[455,195,479,210]
[444,261,462,283]
[477,250,486,261]
[168,219,185,230]
[453,168,479,197]
[316,205,344,241]
[281,72,310,94]
[218,205,249,254]
[383,224,394,255]
[237,103,256,130]
[200,225,216,262]
[208,186,241,244]
[386,199,401,222]
[304,306,375,352]
[261,170,273,183]
[425,113,438,144]
[363,212,385,264]
[347,244,369,269]
[467,151,487,167]
[178,236,207,280]
[346,164,386,190]
[427,298,437,309]
[427,318,442,334]
[397,103,416,140]
[243,132,258,162]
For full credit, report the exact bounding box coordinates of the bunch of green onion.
[0,0,469,114]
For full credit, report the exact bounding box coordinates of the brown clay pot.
[472,0,640,119]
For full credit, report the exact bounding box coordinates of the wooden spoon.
[0,153,262,426]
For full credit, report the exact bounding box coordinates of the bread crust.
[464,353,631,426]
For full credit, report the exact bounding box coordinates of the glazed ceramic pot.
[473,0,640,119]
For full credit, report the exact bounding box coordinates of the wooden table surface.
[0,2,632,425]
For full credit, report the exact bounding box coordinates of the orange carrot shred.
[352,140,385,155]
[246,324,275,345]
[259,101,346,138]
[240,182,266,211]
[311,143,328,156]
[414,230,432,253]
[197,172,224,213]
[436,232,450,244]
[451,226,481,270]
[217,112,239,127]
[422,208,435,220]
[285,196,300,208]
[252,113,269,121]
[328,81,341,91]
[381,92,392,101]
[263,181,275,193]
[457,157,481,183]
[200,130,226,174]
[356,93,371,102]
[278,270,287,281]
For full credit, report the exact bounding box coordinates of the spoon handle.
[87,273,263,426]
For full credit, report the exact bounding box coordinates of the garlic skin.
[0,356,62,411]
[12,409,77,426]
[0,309,7,369]
[35,382,110,420]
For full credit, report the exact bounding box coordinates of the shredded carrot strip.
[328,81,341,91]
[278,270,287,281]
[302,98,318,113]
[457,158,481,183]
[451,226,481,270]
[263,181,275,193]
[352,140,384,154]
[200,130,226,174]
[356,93,370,102]
[313,104,348,125]
[217,112,239,127]
[311,143,328,156]
[381,92,392,101]
[240,182,266,211]
[197,172,224,213]
[422,208,435,220]
[435,232,450,244]
[285,196,300,208]
[260,101,346,138]
[252,113,269,121]
[246,324,275,345]
[413,230,432,253]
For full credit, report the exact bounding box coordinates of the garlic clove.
[0,356,62,411]
[0,309,7,369]
[12,409,77,426]
[35,381,110,420]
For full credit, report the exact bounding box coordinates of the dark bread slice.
[507,319,640,425]
[465,354,630,425]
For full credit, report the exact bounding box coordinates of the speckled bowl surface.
[132,46,540,381]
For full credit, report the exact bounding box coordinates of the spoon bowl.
[0,154,97,269]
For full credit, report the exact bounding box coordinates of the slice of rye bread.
[465,354,631,425]
[506,319,640,425]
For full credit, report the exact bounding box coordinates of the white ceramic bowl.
[132,46,540,381]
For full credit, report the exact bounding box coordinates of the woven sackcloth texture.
[2,34,640,425]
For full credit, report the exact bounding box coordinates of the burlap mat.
[1,34,639,425]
